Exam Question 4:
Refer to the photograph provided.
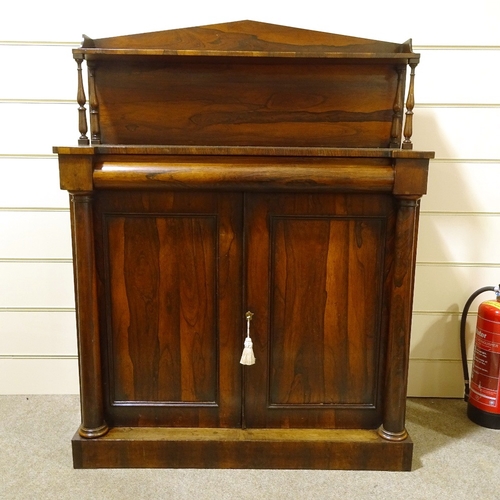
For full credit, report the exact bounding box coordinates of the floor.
[1,395,499,499]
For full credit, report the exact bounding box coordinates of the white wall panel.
[2,0,500,46]
[0,262,74,308]
[412,107,500,159]
[411,312,475,360]
[413,265,500,313]
[0,45,76,100]
[421,161,500,213]
[416,50,500,105]
[0,311,76,355]
[0,102,76,155]
[417,214,500,264]
[0,211,72,259]
[408,359,464,398]
[0,158,68,208]
[0,358,78,394]
[1,1,499,396]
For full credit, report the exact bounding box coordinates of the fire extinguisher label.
[470,303,500,414]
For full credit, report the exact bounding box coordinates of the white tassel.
[240,311,256,365]
[240,337,256,365]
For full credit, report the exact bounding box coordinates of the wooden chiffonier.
[54,21,434,470]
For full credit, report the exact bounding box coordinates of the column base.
[377,425,409,442]
[78,422,109,439]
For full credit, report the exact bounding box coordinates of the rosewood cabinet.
[54,21,434,470]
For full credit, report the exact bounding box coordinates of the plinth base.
[72,427,413,471]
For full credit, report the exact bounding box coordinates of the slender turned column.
[402,61,417,150]
[379,196,420,441]
[75,55,89,146]
[390,66,405,148]
[87,61,101,144]
[70,192,108,438]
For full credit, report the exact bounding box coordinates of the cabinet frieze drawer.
[93,163,395,191]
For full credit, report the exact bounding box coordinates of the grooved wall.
[1,1,499,395]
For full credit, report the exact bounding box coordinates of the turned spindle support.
[402,61,418,150]
[75,55,89,146]
[87,61,101,144]
[390,66,405,148]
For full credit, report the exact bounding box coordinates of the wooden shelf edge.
[53,145,435,159]
[73,48,419,60]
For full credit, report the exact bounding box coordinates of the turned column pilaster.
[70,191,108,438]
[379,195,420,441]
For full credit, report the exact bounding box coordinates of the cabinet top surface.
[53,145,434,159]
[75,20,417,60]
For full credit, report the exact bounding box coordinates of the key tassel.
[240,337,256,365]
[240,311,256,365]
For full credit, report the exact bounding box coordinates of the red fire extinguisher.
[460,285,500,429]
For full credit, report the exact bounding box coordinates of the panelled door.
[244,192,395,429]
[94,189,394,430]
[94,190,243,428]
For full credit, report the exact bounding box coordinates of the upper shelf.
[70,21,423,150]
[75,20,418,61]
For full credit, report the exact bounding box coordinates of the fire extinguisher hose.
[460,285,496,402]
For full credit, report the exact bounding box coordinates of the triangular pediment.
[82,20,412,55]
